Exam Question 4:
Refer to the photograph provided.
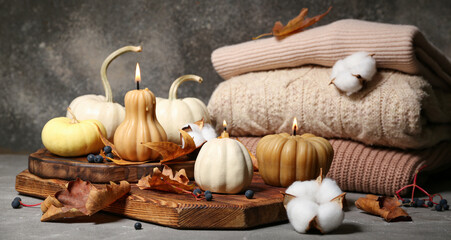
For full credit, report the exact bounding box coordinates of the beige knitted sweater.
[212,19,451,89]
[207,67,451,149]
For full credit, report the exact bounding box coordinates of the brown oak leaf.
[142,130,199,164]
[355,194,412,222]
[41,178,130,222]
[254,6,332,40]
[137,165,194,194]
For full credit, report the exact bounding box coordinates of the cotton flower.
[284,174,346,234]
[181,122,218,148]
[330,51,377,96]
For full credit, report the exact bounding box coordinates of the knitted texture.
[212,19,451,89]
[207,67,451,149]
[238,137,451,195]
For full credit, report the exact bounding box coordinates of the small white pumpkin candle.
[194,138,253,194]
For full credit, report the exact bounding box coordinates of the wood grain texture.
[16,170,288,229]
[28,149,194,183]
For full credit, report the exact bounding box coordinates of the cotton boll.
[330,59,347,80]
[346,53,376,81]
[332,71,362,96]
[342,51,376,81]
[316,178,342,204]
[316,201,344,233]
[201,124,218,141]
[287,198,319,233]
[181,123,206,148]
[286,180,319,202]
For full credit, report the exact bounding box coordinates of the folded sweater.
[207,66,451,149]
[212,19,451,89]
[238,137,451,196]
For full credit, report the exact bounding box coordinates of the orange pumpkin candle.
[256,117,334,187]
[113,63,167,161]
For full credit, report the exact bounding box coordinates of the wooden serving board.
[28,149,194,183]
[16,170,288,229]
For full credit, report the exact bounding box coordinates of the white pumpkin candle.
[194,138,253,194]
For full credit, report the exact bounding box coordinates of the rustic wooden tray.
[16,150,288,229]
[28,148,195,183]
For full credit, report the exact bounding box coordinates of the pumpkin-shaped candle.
[113,64,167,161]
[256,118,334,187]
[195,138,253,194]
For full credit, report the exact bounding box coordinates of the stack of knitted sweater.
[207,19,451,195]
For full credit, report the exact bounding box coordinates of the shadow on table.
[46,212,123,225]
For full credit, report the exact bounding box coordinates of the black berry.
[104,146,112,154]
[435,204,443,211]
[204,190,212,195]
[87,154,95,163]
[205,193,213,201]
[11,199,21,208]
[245,190,254,199]
[106,153,114,161]
[94,155,103,163]
[427,201,434,207]
[439,199,448,206]
[415,199,425,207]
[134,222,142,230]
[14,197,22,202]
[193,188,202,196]
[444,204,449,210]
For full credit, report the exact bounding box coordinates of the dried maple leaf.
[355,194,412,222]
[142,130,198,164]
[253,6,332,40]
[41,178,130,222]
[137,166,194,194]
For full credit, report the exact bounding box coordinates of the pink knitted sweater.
[212,19,451,89]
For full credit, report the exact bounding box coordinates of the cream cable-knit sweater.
[212,19,451,89]
[207,66,451,149]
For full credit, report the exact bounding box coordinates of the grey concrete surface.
[0,0,450,153]
[1,154,451,239]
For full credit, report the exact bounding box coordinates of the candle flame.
[135,63,141,83]
[223,120,227,128]
[292,117,298,133]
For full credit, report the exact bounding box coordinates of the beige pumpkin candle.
[256,117,334,187]
[113,63,167,161]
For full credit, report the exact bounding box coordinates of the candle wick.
[137,81,140,90]
[224,127,227,131]
[293,127,297,136]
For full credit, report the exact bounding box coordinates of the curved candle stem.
[168,75,203,100]
[100,45,142,102]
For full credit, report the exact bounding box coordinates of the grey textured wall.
[1,0,450,153]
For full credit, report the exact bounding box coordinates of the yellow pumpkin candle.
[113,63,167,161]
[256,117,334,187]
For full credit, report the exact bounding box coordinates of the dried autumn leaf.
[253,6,332,40]
[142,130,198,164]
[95,123,122,159]
[355,194,411,222]
[137,166,195,194]
[41,178,130,222]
